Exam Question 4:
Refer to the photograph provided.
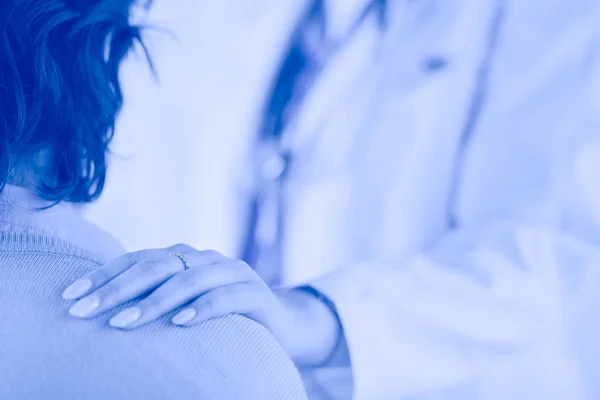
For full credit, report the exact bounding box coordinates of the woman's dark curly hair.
[0,0,152,203]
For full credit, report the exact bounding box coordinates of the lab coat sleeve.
[310,217,600,399]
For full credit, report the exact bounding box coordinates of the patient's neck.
[7,148,56,194]
[7,167,37,191]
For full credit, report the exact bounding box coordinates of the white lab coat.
[240,0,600,398]
[85,0,600,398]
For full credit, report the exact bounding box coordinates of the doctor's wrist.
[294,286,350,368]
[273,286,348,368]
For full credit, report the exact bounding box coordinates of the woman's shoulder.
[0,251,307,400]
[149,313,308,399]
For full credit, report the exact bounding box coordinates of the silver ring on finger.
[169,252,191,271]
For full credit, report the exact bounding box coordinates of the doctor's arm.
[307,211,600,399]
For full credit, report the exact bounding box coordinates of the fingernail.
[109,307,142,328]
[68,295,100,318]
[62,278,93,300]
[172,308,196,325]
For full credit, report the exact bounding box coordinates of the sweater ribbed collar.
[0,185,125,263]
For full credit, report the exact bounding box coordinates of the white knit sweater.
[0,185,307,399]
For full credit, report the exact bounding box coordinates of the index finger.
[61,249,163,300]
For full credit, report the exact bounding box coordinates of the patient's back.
[0,236,306,399]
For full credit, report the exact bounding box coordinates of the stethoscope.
[242,0,388,270]
[243,0,505,266]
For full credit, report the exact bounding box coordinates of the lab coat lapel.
[362,0,504,261]
[282,0,502,284]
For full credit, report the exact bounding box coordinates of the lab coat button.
[423,56,448,72]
